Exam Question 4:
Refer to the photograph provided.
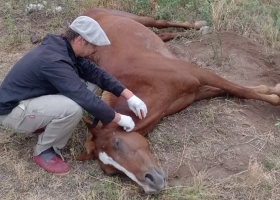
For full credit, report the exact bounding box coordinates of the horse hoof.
[194,20,208,30]
[182,21,193,29]
[275,83,280,96]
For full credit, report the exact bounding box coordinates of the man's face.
[75,36,98,58]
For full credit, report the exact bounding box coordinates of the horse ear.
[82,117,93,129]
[82,117,100,137]
[75,151,95,161]
[76,118,96,161]
[76,138,96,161]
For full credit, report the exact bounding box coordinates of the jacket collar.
[62,36,78,65]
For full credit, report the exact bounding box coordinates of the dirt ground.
[1,10,280,200]
[163,31,280,185]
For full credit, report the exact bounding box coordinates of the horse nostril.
[145,173,155,183]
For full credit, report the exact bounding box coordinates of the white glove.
[117,114,135,132]
[127,95,148,119]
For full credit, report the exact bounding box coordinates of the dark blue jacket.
[0,34,125,125]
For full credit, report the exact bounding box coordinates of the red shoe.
[33,155,70,175]
[32,127,45,135]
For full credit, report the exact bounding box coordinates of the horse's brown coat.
[78,8,280,194]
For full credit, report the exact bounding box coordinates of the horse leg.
[156,32,191,42]
[193,84,280,101]
[93,8,205,30]
[247,84,280,96]
[192,84,279,102]
[194,86,226,101]
[204,73,280,106]
[132,17,204,30]
[194,66,280,105]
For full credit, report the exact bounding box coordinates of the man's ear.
[74,35,84,45]
[77,35,83,42]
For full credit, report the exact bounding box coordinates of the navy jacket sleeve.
[77,58,126,97]
[40,60,116,125]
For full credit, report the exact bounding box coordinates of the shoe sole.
[33,157,70,175]
[36,166,70,175]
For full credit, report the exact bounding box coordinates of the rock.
[25,2,62,14]
[194,20,208,30]
[199,26,211,35]
[25,3,45,14]
[54,6,62,13]
[30,34,40,44]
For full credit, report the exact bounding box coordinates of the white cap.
[70,16,111,46]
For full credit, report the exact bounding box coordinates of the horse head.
[79,118,165,194]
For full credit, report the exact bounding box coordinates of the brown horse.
[77,8,280,194]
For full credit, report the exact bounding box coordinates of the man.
[0,16,148,174]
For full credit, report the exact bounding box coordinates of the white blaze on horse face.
[99,152,140,185]
[99,152,156,193]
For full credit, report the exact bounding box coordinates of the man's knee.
[38,95,83,121]
[62,98,83,119]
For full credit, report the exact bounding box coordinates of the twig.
[171,142,187,176]
[257,132,270,152]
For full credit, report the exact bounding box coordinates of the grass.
[1,0,280,199]
[209,0,280,49]
[207,32,223,67]
[1,0,280,49]
[275,119,280,130]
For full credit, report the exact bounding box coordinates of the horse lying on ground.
[77,8,280,194]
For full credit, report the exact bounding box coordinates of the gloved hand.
[117,114,135,132]
[127,95,148,119]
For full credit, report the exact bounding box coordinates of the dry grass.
[210,0,280,50]
[1,0,280,199]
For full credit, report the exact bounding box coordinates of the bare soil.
[158,31,280,186]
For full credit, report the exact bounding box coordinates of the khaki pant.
[0,81,99,159]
